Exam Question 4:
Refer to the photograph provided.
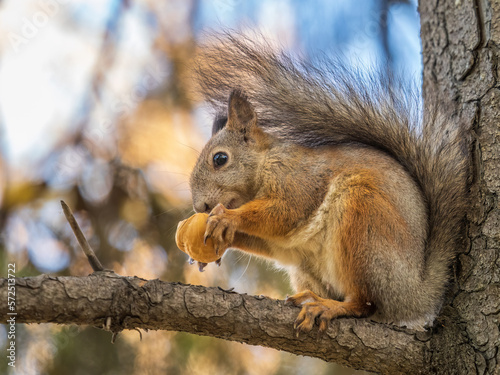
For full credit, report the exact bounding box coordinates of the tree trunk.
[420,0,500,373]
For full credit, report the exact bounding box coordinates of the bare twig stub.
[60,200,105,272]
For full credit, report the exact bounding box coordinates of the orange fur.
[335,169,410,302]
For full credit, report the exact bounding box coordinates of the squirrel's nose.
[193,201,210,214]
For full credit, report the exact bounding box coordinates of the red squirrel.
[188,34,468,333]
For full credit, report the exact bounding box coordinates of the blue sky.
[0,0,421,175]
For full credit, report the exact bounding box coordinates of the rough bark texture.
[0,273,427,374]
[420,0,500,373]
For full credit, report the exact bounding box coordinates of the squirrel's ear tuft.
[227,89,257,131]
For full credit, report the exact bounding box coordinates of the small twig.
[133,328,143,341]
[61,200,105,272]
[104,317,112,331]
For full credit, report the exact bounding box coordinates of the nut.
[175,213,223,263]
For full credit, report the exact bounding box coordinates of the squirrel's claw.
[198,262,208,272]
[293,304,317,334]
[210,203,226,216]
[284,295,296,305]
[215,258,222,266]
[188,257,195,265]
[317,318,329,338]
[205,204,238,252]
[287,290,336,336]
[288,290,373,337]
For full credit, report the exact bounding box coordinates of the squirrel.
[189,34,468,333]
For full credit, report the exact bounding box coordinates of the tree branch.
[1,273,429,374]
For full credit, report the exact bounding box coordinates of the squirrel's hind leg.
[285,290,375,335]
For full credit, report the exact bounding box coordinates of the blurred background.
[0,0,421,374]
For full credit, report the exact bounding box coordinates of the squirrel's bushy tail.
[195,33,468,320]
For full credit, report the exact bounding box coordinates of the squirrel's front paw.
[204,203,238,254]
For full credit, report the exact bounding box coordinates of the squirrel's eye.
[213,152,228,168]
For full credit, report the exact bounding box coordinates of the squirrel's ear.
[227,89,270,146]
[227,89,257,131]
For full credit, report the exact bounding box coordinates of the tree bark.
[1,273,427,375]
[420,0,500,373]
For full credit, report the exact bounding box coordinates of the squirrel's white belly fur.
[269,177,346,300]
